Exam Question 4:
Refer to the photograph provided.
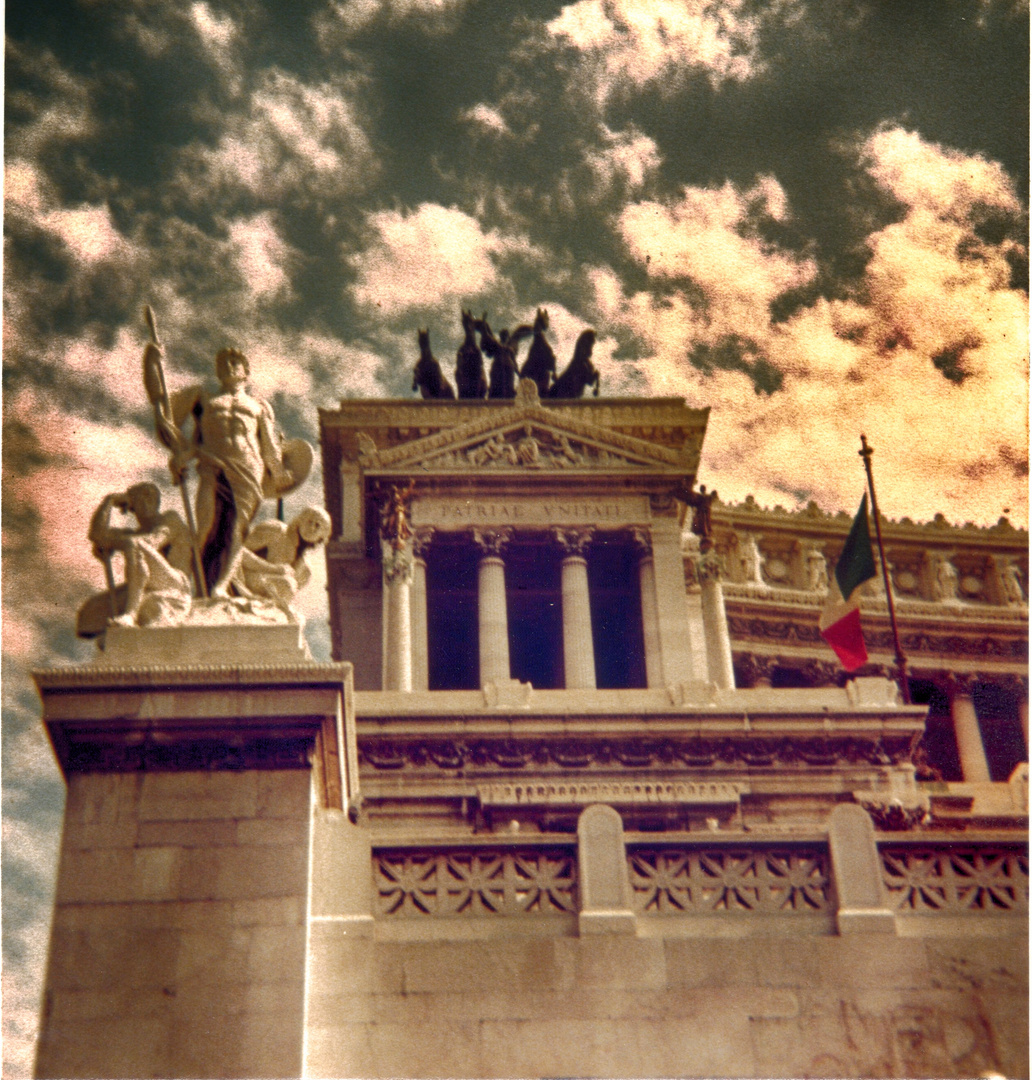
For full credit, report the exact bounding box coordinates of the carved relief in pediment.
[420,424,655,472]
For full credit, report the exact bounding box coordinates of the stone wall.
[304,932,1028,1078]
[35,769,312,1079]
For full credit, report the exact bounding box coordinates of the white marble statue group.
[78,315,330,638]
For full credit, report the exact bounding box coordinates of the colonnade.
[381,523,734,692]
[734,652,1029,782]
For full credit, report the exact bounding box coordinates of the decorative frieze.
[478,780,745,807]
[374,849,577,916]
[359,734,916,772]
[64,736,314,773]
[880,844,1029,913]
[628,846,832,913]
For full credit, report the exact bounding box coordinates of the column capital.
[629,525,652,557]
[380,538,413,584]
[553,526,594,557]
[471,527,513,557]
[411,526,435,560]
[734,652,778,688]
[696,550,723,585]
[943,671,979,698]
[799,657,843,688]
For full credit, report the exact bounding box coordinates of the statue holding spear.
[141,308,313,598]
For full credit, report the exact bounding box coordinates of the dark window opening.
[426,539,479,690]
[974,682,1027,782]
[506,541,564,689]
[770,667,812,689]
[588,537,647,689]
[909,680,961,781]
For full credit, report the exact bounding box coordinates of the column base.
[482,678,533,708]
[578,909,637,936]
[836,907,897,934]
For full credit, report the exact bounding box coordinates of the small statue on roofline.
[77,307,329,640]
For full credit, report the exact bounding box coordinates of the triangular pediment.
[358,390,694,475]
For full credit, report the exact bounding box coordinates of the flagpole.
[858,434,911,704]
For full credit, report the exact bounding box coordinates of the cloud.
[619,175,815,342]
[226,212,295,301]
[177,68,376,201]
[546,0,772,99]
[460,103,511,138]
[591,134,1027,526]
[585,124,662,194]
[315,0,469,39]
[351,203,538,315]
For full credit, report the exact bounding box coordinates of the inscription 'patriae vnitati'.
[412,497,650,528]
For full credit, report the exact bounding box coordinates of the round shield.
[264,437,313,498]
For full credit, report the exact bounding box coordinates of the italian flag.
[819,493,878,670]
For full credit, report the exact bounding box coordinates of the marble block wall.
[35,769,312,1079]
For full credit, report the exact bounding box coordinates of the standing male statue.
[146,342,312,596]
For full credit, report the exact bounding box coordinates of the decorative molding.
[375,849,578,917]
[478,780,745,808]
[880,844,1029,912]
[629,846,832,913]
[360,734,917,772]
[63,735,314,774]
[34,661,352,688]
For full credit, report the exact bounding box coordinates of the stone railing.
[879,842,1028,914]
[628,844,832,914]
[374,846,578,917]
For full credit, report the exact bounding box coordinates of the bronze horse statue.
[412,328,455,399]
[519,308,556,397]
[455,309,488,399]
[475,315,532,399]
[549,329,600,398]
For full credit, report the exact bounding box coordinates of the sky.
[2,0,1029,1073]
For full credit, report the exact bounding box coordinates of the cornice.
[33,661,352,690]
[720,582,1029,624]
[712,497,1028,547]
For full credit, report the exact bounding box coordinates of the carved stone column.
[381,540,412,691]
[473,527,513,688]
[697,551,736,689]
[410,528,434,692]
[631,527,663,689]
[554,528,596,690]
[945,673,990,782]
[380,484,414,692]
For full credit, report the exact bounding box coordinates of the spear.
[859,434,911,704]
[142,306,208,598]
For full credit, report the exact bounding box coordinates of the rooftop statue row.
[77,309,330,640]
[413,307,599,401]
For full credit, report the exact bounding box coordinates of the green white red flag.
[819,493,878,670]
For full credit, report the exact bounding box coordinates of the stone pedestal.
[33,628,356,1080]
[828,803,895,935]
[576,804,635,935]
